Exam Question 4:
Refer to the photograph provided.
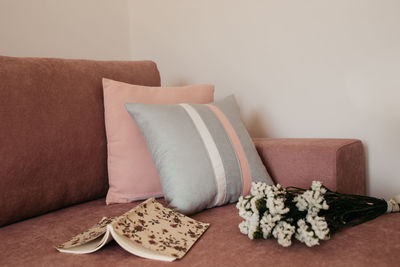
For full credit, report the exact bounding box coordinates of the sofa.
[0,55,398,266]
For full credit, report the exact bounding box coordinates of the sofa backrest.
[0,56,161,226]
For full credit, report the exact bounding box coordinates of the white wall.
[1,0,399,199]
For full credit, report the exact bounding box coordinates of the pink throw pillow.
[103,78,214,204]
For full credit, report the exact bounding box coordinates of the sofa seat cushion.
[0,198,399,266]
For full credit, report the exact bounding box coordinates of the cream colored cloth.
[386,194,400,213]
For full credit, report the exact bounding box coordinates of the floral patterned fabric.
[56,198,209,259]
[112,198,209,259]
[57,217,114,249]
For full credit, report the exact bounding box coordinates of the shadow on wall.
[245,112,269,138]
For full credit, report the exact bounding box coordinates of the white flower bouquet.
[237,181,400,247]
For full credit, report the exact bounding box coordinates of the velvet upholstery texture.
[1,55,381,266]
[0,198,398,267]
[0,56,161,227]
[254,138,366,195]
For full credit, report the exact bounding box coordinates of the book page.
[108,225,175,262]
[111,198,209,260]
[56,217,114,253]
[56,231,113,254]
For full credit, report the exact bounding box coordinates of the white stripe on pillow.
[179,103,227,206]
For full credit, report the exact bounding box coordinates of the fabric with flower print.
[112,198,209,259]
[57,217,115,249]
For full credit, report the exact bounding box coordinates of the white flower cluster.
[295,215,330,247]
[237,181,332,248]
[294,181,329,216]
[250,181,270,197]
[272,221,295,247]
[237,182,293,246]
[237,195,262,239]
[293,181,330,247]
[260,183,292,245]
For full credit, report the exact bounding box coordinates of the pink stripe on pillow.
[179,104,227,206]
[205,104,252,196]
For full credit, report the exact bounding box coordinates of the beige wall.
[1,0,399,199]
[0,0,131,60]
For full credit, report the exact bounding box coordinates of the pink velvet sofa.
[0,56,399,266]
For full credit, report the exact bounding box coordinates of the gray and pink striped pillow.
[125,95,273,214]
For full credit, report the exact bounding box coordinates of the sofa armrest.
[254,138,366,195]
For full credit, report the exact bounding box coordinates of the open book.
[56,198,209,262]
